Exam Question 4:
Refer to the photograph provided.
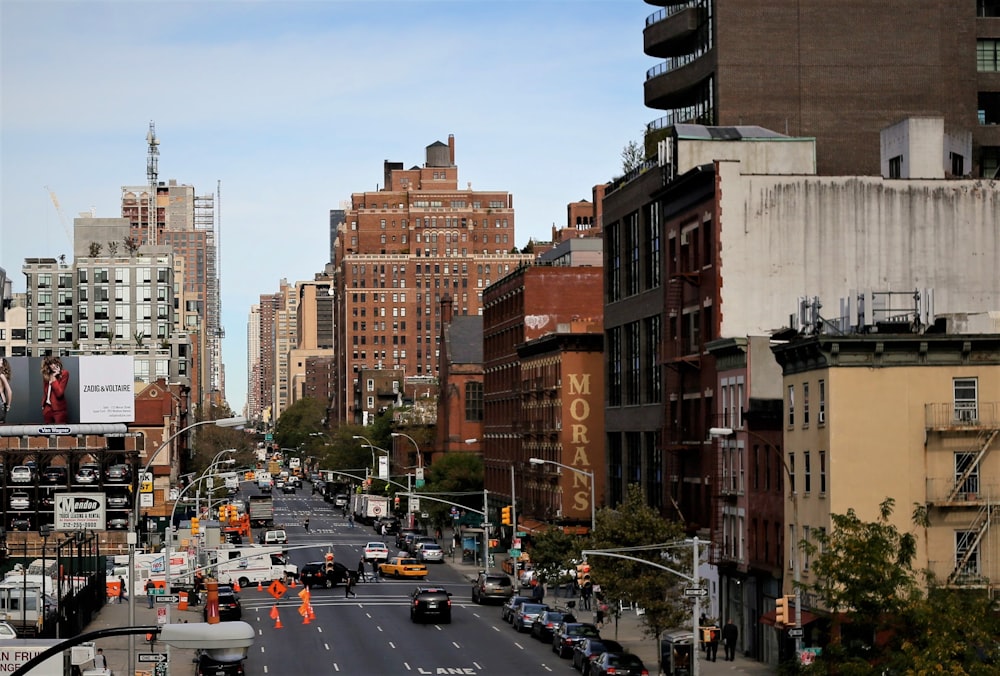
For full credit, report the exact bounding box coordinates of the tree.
[527,527,579,587]
[621,139,644,174]
[587,484,690,641]
[88,242,102,257]
[272,397,327,451]
[418,452,483,531]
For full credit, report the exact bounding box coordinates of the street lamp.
[528,458,596,532]
[710,426,802,655]
[391,432,422,469]
[128,415,246,672]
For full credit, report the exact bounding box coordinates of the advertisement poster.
[0,355,135,425]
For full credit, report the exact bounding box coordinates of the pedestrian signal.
[501,505,512,526]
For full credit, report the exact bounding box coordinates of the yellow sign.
[140,471,154,494]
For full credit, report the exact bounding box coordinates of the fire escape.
[925,401,1000,587]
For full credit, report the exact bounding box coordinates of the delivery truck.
[206,545,298,588]
[247,494,275,529]
[0,634,97,675]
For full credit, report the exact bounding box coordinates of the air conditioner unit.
[955,408,978,424]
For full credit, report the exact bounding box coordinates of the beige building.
[772,329,1000,614]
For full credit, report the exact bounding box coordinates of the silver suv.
[472,571,513,604]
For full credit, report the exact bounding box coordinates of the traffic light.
[218,506,227,521]
[775,595,789,626]
[501,506,512,526]
[577,563,591,587]
[190,516,200,535]
[394,496,401,509]
[325,552,335,578]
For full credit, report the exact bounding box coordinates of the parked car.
[472,571,513,604]
[300,561,356,589]
[501,595,532,624]
[531,609,575,642]
[410,586,452,624]
[258,529,287,545]
[395,529,423,549]
[553,621,601,658]
[416,543,445,563]
[204,586,242,622]
[107,517,129,530]
[75,464,100,484]
[105,464,132,483]
[106,493,130,509]
[40,490,64,509]
[9,466,33,484]
[379,557,428,579]
[512,603,549,633]
[41,466,68,485]
[589,652,649,676]
[363,542,389,562]
[9,517,32,531]
[573,638,624,674]
[9,492,30,510]
[407,535,436,556]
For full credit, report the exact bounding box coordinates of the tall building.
[642,0,1000,177]
[121,177,222,409]
[329,136,534,424]
[246,304,261,420]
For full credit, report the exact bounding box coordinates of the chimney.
[440,293,454,324]
[448,134,455,166]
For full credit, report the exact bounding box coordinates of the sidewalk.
[446,551,775,675]
[81,595,203,675]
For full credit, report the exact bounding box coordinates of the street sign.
[508,548,521,558]
[138,653,168,663]
[683,587,709,597]
[265,433,273,441]
[54,493,107,531]
[140,471,154,493]
[481,522,493,528]
[156,605,168,626]
[140,493,153,508]
[155,595,179,603]
[788,628,804,638]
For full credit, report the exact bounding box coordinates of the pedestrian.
[581,580,593,610]
[357,558,366,583]
[435,527,442,540]
[93,648,108,670]
[707,624,720,662]
[347,514,354,528]
[595,600,608,628]
[722,618,739,661]
[344,573,356,598]
[371,558,380,582]
[304,518,310,533]
[145,579,156,609]
[531,579,544,602]
[118,576,126,603]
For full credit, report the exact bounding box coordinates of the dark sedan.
[590,652,649,676]
[531,609,574,642]
[572,637,624,674]
[300,561,355,588]
[552,621,601,658]
[512,603,549,633]
[501,595,532,624]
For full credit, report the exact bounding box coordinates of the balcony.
[644,2,704,58]
[645,45,716,110]
[926,478,1000,506]
[925,402,1000,430]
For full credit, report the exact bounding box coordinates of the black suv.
[472,571,513,604]
[300,561,356,588]
[410,586,452,624]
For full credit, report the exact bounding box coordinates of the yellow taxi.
[379,556,428,579]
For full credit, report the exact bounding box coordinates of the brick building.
[436,296,484,459]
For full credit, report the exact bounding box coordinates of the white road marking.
[515,641,526,650]
[263,667,268,673]
[377,625,384,632]
[324,643,330,650]
[317,626,323,633]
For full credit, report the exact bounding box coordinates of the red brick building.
[436,295,484,459]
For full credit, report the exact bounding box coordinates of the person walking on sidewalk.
[357,558,366,583]
[304,518,310,533]
[93,648,107,670]
[145,579,156,609]
[371,558,381,582]
[706,624,720,662]
[117,576,126,603]
[722,618,739,661]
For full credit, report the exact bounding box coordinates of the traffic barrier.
[178,591,188,611]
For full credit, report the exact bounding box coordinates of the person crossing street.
[303,518,310,533]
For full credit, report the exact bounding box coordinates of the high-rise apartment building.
[642,0,1000,177]
[329,136,534,424]
[247,304,261,420]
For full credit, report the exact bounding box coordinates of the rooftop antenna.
[146,121,159,245]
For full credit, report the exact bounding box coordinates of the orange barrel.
[178,591,188,611]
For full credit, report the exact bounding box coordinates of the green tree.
[587,484,690,641]
[527,527,580,587]
[272,397,326,451]
[417,452,483,531]
[188,403,254,476]
[621,139,644,173]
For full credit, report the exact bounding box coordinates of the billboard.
[0,356,135,425]
[54,492,107,531]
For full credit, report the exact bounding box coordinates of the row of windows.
[786,380,827,427]
[352,215,510,228]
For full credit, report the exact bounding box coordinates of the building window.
[956,530,981,578]
[802,382,810,426]
[819,450,827,494]
[607,326,622,407]
[955,452,980,497]
[787,385,795,426]
[818,379,826,424]
[607,222,620,302]
[465,382,483,421]
[954,377,979,422]
[788,452,795,493]
[977,38,1000,72]
[803,451,811,493]
[888,155,902,179]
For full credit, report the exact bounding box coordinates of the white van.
[259,529,287,546]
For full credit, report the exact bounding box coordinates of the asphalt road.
[243,486,576,675]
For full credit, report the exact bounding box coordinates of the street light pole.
[390,432,422,470]
[709,426,802,656]
[527,458,596,531]
[127,415,246,673]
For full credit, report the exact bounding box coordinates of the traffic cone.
[275,615,283,629]
[270,605,279,620]
[302,612,311,625]
[258,581,263,592]
[233,581,241,593]
[289,578,296,588]
[308,605,316,621]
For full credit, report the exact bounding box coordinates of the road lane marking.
[514,641,526,649]
[263,667,268,673]
[452,642,461,648]
[377,625,384,632]
[324,643,330,650]
[317,626,323,632]
[473,663,482,669]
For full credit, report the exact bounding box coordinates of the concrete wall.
[677,138,817,177]
[717,161,1000,339]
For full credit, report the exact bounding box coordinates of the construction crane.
[44,185,73,246]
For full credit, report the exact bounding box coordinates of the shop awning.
[759,608,820,627]
[517,519,550,535]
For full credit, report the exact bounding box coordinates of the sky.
[1,0,654,414]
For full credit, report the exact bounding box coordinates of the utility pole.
[481,489,490,569]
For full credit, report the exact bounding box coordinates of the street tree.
[587,484,690,641]
[528,527,579,588]
[418,452,483,530]
[272,397,326,450]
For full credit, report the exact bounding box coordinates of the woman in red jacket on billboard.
[41,356,70,423]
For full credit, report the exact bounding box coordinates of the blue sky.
[1,0,653,413]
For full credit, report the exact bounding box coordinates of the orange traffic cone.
[233,581,241,593]
[307,605,316,621]
[258,581,263,592]
[274,615,283,629]
[302,612,311,625]
[289,578,296,588]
